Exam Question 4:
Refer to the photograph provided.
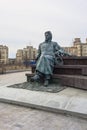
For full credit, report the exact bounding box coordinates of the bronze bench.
[31,64,87,76]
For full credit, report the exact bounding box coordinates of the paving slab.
[0,102,87,130]
[0,71,87,119]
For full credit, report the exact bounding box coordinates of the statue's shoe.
[44,80,49,87]
[30,75,40,82]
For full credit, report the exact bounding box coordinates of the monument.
[7,31,87,91]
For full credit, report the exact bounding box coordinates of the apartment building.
[0,45,8,64]
[63,46,77,56]
[16,49,23,63]
[82,43,87,56]
[63,38,87,56]
[16,46,37,63]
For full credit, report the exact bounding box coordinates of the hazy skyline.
[0,0,87,58]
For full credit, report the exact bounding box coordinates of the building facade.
[82,43,87,56]
[63,38,87,56]
[16,46,37,63]
[16,49,23,63]
[0,45,8,64]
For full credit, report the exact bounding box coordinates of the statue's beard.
[45,38,51,42]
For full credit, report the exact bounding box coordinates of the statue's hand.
[55,51,60,57]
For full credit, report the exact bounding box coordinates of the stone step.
[25,73,87,90]
[53,74,87,90]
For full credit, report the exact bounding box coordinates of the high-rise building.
[63,46,77,56]
[82,43,87,56]
[0,45,8,64]
[16,49,23,63]
[63,38,87,56]
[33,48,37,59]
[16,46,37,63]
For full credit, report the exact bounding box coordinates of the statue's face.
[45,33,51,42]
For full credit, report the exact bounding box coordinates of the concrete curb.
[0,98,87,119]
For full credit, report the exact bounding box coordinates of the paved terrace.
[0,71,87,119]
[0,71,87,130]
[0,102,87,130]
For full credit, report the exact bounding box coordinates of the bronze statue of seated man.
[31,31,68,86]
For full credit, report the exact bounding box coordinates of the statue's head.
[45,31,52,42]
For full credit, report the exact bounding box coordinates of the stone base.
[7,82,66,93]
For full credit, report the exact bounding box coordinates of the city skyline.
[0,0,87,58]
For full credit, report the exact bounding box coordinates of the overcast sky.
[0,0,87,58]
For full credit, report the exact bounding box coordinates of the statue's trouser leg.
[44,74,51,86]
[45,74,51,80]
[36,71,43,78]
